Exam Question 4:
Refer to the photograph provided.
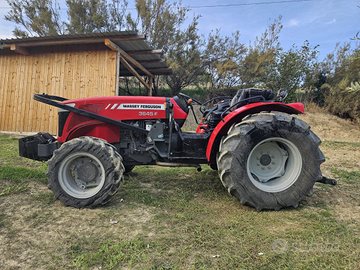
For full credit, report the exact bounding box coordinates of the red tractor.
[19,89,335,211]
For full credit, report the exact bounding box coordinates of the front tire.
[217,112,325,211]
[47,137,124,208]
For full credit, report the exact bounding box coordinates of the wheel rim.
[58,152,106,199]
[247,138,302,192]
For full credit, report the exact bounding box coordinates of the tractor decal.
[115,103,166,110]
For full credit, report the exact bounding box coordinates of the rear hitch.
[317,177,337,186]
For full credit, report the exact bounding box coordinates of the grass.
[0,165,47,197]
[1,133,360,269]
[322,140,360,149]
[0,184,28,196]
[330,168,360,185]
[0,135,47,197]
[0,166,47,184]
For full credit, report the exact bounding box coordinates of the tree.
[203,29,246,88]
[66,0,111,34]
[323,43,360,121]
[201,17,283,90]
[4,0,129,36]
[267,41,319,101]
[126,0,204,95]
[241,17,283,87]
[108,0,129,32]
[4,0,63,37]
[126,0,190,53]
[165,18,205,95]
[320,42,352,82]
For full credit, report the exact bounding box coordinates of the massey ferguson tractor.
[19,88,336,211]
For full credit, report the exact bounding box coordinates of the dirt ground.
[0,180,159,269]
[297,112,360,173]
[1,111,360,269]
[297,112,360,237]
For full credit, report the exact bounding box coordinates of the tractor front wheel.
[47,137,124,208]
[217,112,325,211]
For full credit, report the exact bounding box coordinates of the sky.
[0,0,359,60]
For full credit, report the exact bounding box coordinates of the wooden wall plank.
[0,56,10,130]
[88,46,95,97]
[93,49,100,97]
[21,53,31,131]
[41,48,52,132]
[70,50,78,100]
[17,53,27,132]
[5,55,17,131]
[31,52,43,132]
[23,56,37,132]
[15,55,24,131]
[48,51,59,132]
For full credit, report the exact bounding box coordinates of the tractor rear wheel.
[47,137,124,208]
[217,112,325,211]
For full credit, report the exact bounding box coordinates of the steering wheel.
[199,96,233,114]
[179,93,202,106]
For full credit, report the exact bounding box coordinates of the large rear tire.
[47,137,124,208]
[217,112,325,211]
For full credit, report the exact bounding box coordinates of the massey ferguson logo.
[105,103,165,110]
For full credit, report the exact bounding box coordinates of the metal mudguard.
[205,102,305,161]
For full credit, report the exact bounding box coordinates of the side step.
[156,162,202,172]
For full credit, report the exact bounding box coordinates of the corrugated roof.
[0,30,142,43]
[0,31,172,76]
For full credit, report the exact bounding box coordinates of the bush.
[326,82,360,123]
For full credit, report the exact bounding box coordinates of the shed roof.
[0,30,172,76]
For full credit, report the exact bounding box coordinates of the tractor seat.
[230,88,275,109]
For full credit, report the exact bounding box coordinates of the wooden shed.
[0,31,172,135]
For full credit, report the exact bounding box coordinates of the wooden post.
[119,57,151,90]
[10,44,29,55]
[105,39,155,96]
[115,51,120,96]
[148,76,153,96]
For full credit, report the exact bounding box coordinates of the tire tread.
[47,136,124,208]
[217,112,323,211]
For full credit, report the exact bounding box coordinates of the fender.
[205,102,305,161]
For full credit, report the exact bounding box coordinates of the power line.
[188,0,311,9]
[0,0,312,10]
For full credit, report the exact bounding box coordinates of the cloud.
[288,19,300,27]
[326,19,336,25]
